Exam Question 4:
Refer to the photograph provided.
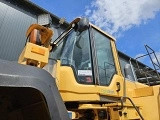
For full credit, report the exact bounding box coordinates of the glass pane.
[61,29,93,84]
[61,30,76,66]
[93,29,116,85]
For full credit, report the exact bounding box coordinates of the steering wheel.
[79,59,90,69]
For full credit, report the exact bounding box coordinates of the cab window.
[93,28,116,85]
[61,29,94,84]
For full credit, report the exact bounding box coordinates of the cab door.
[91,27,124,97]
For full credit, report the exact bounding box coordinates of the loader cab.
[58,18,124,103]
[61,18,117,85]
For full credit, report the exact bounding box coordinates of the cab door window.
[93,29,116,85]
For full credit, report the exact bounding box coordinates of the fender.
[0,59,70,120]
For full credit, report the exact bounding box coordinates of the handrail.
[135,45,160,86]
[113,96,144,120]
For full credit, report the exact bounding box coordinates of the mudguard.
[0,59,70,120]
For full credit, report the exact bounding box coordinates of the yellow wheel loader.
[0,17,160,120]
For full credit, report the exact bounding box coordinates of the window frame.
[91,27,117,86]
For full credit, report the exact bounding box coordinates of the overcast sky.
[32,0,160,67]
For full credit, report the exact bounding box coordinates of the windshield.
[61,29,94,84]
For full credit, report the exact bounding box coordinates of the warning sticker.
[78,70,92,76]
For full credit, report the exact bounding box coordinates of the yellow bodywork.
[18,18,160,119]
[57,63,160,119]
[55,22,160,119]
[133,85,160,120]
[18,23,53,68]
[59,66,124,101]
[18,42,49,68]
[56,24,125,102]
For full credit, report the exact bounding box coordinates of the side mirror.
[124,64,135,81]
[77,17,89,33]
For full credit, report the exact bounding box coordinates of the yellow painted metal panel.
[109,107,119,120]
[31,46,45,56]
[133,85,160,120]
[18,42,49,68]
[59,66,126,102]
[127,107,141,119]
[24,43,49,63]
[134,86,154,97]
